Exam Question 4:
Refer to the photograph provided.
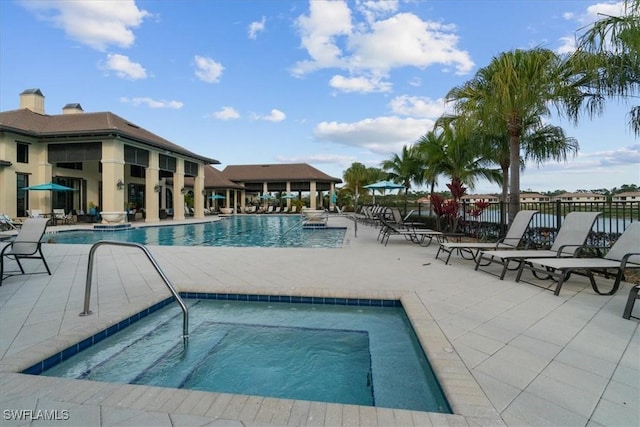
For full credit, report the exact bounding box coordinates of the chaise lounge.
[435,210,539,265]
[475,211,601,279]
[515,222,640,296]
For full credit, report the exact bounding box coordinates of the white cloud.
[211,106,240,120]
[329,74,392,93]
[20,0,149,51]
[292,1,474,91]
[248,16,266,39]
[558,1,626,53]
[388,95,447,118]
[120,97,183,109]
[314,115,433,154]
[257,109,287,122]
[104,53,147,80]
[194,55,224,83]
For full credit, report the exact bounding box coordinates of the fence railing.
[403,200,639,248]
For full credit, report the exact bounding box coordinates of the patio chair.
[515,222,640,296]
[378,216,442,247]
[475,211,601,280]
[623,284,640,320]
[0,218,51,286]
[435,210,539,265]
[53,208,73,225]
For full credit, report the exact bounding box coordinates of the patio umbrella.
[363,180,405,203]
[259,194,275,200]
[208,194,226,200]
[21,182,77,223]
[281,193,296,199]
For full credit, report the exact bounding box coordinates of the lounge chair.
[289,206,297,214]
[475,211,601,280]
[0,214,22,230]
[274,207,281,214]
[435,210,539,265]
[0,218,51,286]
[266,206,274,214]
[53,208,73,225]
[378,216,442,247]
[515,222,640,296]
[623,284,640,320]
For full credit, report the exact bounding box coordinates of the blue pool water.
[37,297,451,412]
[46,216,346,248]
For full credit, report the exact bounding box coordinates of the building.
[552,192,607,202]
[611,191,640,202]
[0,88,342,220]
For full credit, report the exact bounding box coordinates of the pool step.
[131,324,227,388]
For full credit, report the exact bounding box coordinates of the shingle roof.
[0,108,219,164]
[221,163,342,183]
[183,166,244,189]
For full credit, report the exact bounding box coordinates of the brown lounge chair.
[436,210,539,265]
[475,211,601,279]
[516,221,640,296]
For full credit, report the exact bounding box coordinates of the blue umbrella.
[363,180,404,203]
[259,194,275,200]
[281,193,297,199]
[209,194,226,200]
[21,182,77,223]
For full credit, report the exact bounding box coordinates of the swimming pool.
[46,216,346,248]
[33,296,451,413]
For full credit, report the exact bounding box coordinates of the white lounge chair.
[515,222,640,296]
[0,214,22,230]
[0,218,51,286]
[378,216,443,247]
[436,210,539,265]
[476,211,601,279]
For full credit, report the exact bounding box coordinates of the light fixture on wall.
[154,184,161,193]
[116,179,124,190]
[201,190,206,196]
[180,187,187,194]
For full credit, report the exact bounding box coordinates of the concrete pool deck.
[0,215,637,426]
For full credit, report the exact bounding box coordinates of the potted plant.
[88,201,97,216]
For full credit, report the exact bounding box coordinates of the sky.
[0,0,638,195]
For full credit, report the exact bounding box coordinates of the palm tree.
[381,145,422,212]
[342,162,369,211]
[447,48,590,220]
[572,0,640,136]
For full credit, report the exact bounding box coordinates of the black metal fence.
[405,200,639,249]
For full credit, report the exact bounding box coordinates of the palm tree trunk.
[508,135,520,223]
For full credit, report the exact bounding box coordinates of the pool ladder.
[79,241,189,345]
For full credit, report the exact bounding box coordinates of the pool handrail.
[79,241,189,344]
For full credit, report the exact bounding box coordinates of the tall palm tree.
[381,145,422,212]
[447,48,590,220]
[572,0,640,136]
[342,162,368,211]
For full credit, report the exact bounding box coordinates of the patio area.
[0,215,637,426]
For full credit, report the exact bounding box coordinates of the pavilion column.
[286,182,291,209]
[173,160,185,220]
[240,189,246,213]
[309,181,317,209]
[101,140,125,214]
[194,163,205,219]
[330,183,336,211]
[145,151,160,222]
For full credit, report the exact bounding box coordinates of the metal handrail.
[79,241,189,344]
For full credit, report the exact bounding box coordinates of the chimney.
[19,88,45,114]
[62,103,84,115]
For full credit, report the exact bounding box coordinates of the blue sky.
[1,0,638,194]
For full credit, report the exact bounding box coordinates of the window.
[130,164,146,178]
[17,173,29,217]
[56,162,83,170]
[17,142,29,163]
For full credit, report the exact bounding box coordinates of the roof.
[613,191,640,197]
[554,192,606,198]
[0,108,219,165]
[183,166,244,190]
[221,163,342,183]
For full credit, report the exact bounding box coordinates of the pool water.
[46,215,346,248]
[39,299,451,412]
